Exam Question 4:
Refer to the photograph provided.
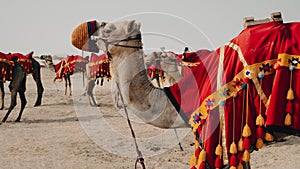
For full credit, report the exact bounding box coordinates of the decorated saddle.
[0,52,33,82]
[89,53,111,81]
[54,55,88,81]
[164,20,300,168]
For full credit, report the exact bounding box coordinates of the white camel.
[91,20,188,129]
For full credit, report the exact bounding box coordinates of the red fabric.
[147,64,164,80]
[54,55,88,81]
[166,21,300,168]
[89,53,111,80]
[0,52,33,81]
[170,50,213,77]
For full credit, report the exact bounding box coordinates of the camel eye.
[103,29,112,34]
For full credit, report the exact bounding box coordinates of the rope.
[115,82,146,169]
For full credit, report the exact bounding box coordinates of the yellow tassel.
[284,113,292,126]
[199,149,206,162]
[242,149,250,162]
[256,114,265,126]
[215,144,223,156]
[242,124,252,137]
[238,138,244,151]
[230,166,237,169]
[189,155,197,166]
[237,163,243,169]
[256,138,264,149]
[286,88,294,100]
[264,132,274,142]
[230,142,237,154]
[195,140,200,148]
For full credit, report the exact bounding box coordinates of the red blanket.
[54,55,88,81]
[165,21,300,168]
[89,53,111,80]
[0,52,33,82]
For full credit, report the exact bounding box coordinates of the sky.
[0,0,299,57]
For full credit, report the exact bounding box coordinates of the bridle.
[92,24,143,61]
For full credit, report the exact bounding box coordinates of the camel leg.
[87,80,98,106]
[2,90,17,122]
[0,81,4,110]
[64,75,68,96]
[155,77,161,88]
[32,59,44,107]
[68,74,72,96]
[15,91,27,122]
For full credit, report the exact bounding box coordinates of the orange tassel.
[238,138,244,151]
[230,166,237,169]
[284,113,292,126]
[215,144,223,156]
[256,114,265,126]
[286,88,294,100]
[256,138,264,149]
[265,132,274,142]
[199,149,206,162]
[242,150,250,162]
[242,124,252,137]
[189,155,197,166]
[230,142,238,154]
[237,163,243,169]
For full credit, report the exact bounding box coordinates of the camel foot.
[91,104,100,107]
[34,103,41,107]
[14,119,21,122]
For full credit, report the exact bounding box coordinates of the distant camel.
[144,51,182,88]
[0,52,43,122]
[44,55,88,96]
[85,53,112,106]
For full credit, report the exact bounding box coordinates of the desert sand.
[0,62,299,169]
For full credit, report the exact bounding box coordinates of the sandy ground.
[0,67,299,169]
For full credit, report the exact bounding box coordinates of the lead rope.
[115,82,146,169]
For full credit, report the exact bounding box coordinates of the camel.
[144,51,182,88]
[0,52,42,122]
[85,53,112,107]
[0,52,44,110]
[43,55,88,96]
[72,13,300,168]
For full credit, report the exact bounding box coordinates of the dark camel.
[0,52,44,111]
[1,56,27,122]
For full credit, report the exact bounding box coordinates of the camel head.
[93,20,142,59]
[71,20,142,59]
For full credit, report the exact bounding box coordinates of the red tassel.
[214,156,223,168]
[285,101,293,114]
[256,126,265,138]
[199,162,206,169]
[230,154,238,166]
[242,137,251,150]
[191,166,197,169]
[195,147,201,158]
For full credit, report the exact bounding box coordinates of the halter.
[94,33,143,61]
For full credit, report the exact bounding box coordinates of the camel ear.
[126,20,140,34]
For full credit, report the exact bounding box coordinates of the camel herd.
[1,12,300,169]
